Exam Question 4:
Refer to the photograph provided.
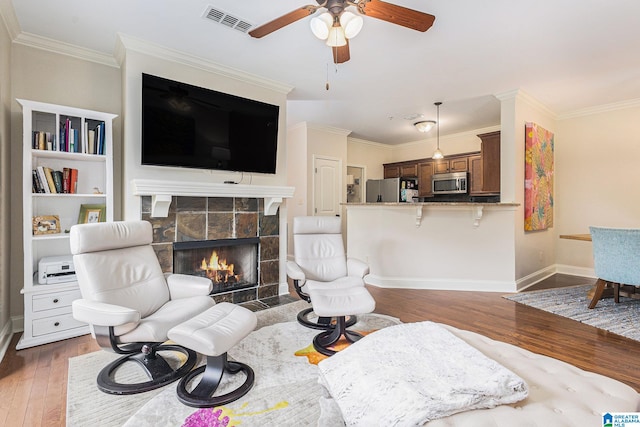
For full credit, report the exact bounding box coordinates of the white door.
[314,156,341,217]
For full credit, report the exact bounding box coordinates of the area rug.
[66,300,400,427]
[504,284,640,341]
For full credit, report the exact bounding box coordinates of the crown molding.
[557,98,640,120]
[305,122,351,136]
[347,137,394,150]
[115,33,294,95]
[13,32,118,67]
[495,89,557,118]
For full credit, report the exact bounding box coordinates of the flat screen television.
[141,73,279,174]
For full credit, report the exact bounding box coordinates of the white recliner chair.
[70,220,216,395]
[287,216,370,330]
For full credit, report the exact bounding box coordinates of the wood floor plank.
[0,274,637,427]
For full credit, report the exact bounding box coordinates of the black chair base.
[176,353,255,408]
[97,343,197,395]
[312,316,364,356]
[297,306,357,330]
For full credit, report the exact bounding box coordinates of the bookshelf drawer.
[32,289,81,312]
[32,313,85,336]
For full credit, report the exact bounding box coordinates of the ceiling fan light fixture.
[340,11,363,39]
[326,25,347,47]
[310,12,333,40]
[414,120,436,133]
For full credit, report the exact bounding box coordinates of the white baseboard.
[515,265,556,291]
[555,264,596,278]
[364,264,596,294]
[364,274,517,293]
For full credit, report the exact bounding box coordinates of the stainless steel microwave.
[432,172,468,194]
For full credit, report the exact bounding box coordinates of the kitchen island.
[344,202,521,292]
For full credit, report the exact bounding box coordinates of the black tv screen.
[141,73,279,174]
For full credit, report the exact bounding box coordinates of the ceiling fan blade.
[357,0,435,32]
[249,5,319,38]
[332,42,350,64]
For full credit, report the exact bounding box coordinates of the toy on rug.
[182,408,233,427]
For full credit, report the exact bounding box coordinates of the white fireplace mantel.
[131,179,295,217]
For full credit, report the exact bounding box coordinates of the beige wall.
[0,8,12,348]
[555,104,640,272]
[286,123,308,254]
[9,44,122,319]
[388,126,501,163]
[497,91,558,287]
[347,137,393,180]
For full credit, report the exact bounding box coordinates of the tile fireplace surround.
[140,195,280,304]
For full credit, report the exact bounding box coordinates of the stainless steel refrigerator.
[366,178,418,202]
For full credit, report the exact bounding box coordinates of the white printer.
[38,255,76,285]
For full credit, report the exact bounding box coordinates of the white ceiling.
[10,0,640,144]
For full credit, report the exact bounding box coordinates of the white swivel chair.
[287,216,369,330]
[70,220,216,395]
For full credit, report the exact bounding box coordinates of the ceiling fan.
[248,0,435,64]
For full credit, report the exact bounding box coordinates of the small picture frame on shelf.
[77,204,106,224]
[32,215,61,235]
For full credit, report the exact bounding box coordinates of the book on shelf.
[43,167,57,193]
[35,166,50,194]
[70,168,78,193]
[31,166,78,194]
[32,131,56,151]
[52,170,63,193]
[32,170,45,193]
[62,167,70,193]
[88,129,95,155]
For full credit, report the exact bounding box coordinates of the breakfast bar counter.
[343,202,521,293]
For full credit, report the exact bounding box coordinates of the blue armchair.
[588,226,640,308]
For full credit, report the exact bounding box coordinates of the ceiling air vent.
[203,6,253,33]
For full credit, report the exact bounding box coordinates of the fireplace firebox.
[173,238,259,295]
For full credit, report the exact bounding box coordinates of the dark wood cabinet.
[383,160,419,178]
[477,131,500,194]
[418,162,434,197]
[432,156,468,174]
[383,139,498,198]
[384,165,400,178]
[469,154,483,194]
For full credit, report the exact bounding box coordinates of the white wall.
[117,36,291,221]
[555,104,640,272]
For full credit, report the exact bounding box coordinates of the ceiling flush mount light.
[310,10,363,47]
[414,120,436,133]
[432,102,444,160]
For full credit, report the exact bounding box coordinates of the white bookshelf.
[17,99,116,349]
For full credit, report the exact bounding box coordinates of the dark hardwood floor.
[1,273,638,426]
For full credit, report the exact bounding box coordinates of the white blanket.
[317,321,528,427]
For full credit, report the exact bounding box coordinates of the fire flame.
[200,250,238,283]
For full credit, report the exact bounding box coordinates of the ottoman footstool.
[308,286,376,356]
[168,302,257,408]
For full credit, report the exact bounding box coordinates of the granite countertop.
[344,202,520,207]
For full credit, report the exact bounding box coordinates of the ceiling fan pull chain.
[326,63,330,90]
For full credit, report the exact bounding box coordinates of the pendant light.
[432,102,444,160]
